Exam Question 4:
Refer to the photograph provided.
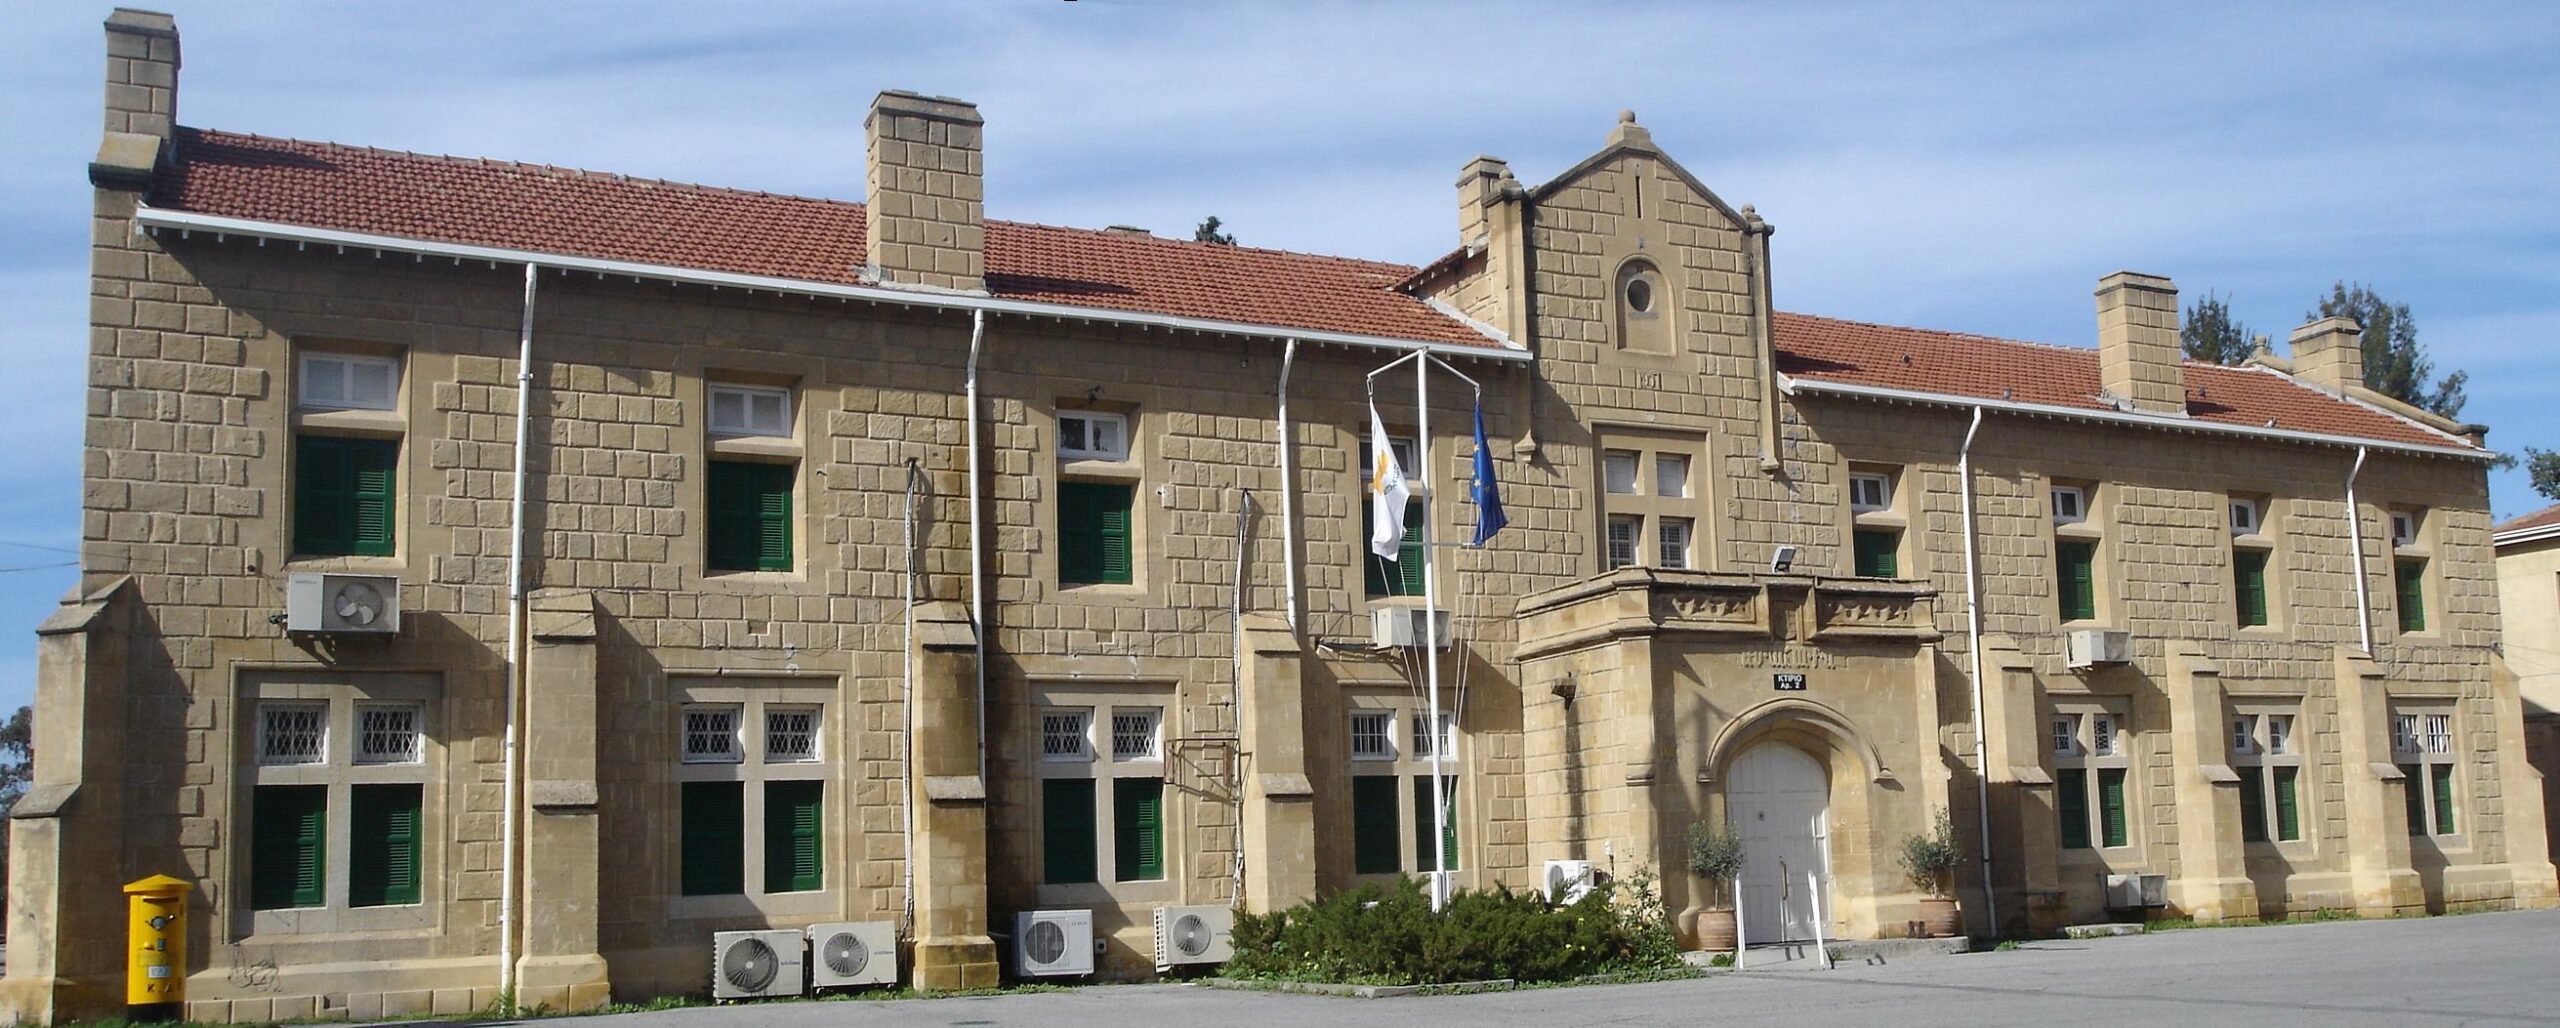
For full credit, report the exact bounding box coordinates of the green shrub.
[1896,809,1961,898]
[1225,869,1682,985]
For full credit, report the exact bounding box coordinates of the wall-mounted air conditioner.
[1153,904,1234,971]
[711,929,806,1000]
[806,921,898,988]
[1370,607,1452,649]
[285,572,401,634]
[1014,909,1095,978]
[1544,859,1597,905]
[2101,873,2168,910]
[2065,628,2132,670]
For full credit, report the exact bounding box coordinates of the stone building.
[7,9,2551,1023]
[2493,504,2560,863]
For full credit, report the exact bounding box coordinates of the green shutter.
[2057,540,2098,621]
[349,783,422,907]
[2399,765,2426,835]
[2237,765,2267,843]
[2272,766,2300,841]
[2235,550,2269,628]
[2099,768,2130,848]
[763,780,824,894]
[2431,763,2457,836]
[1413,776,1457,871]
[252,785,328,910]
[708,461,793,572]
[1042,778,1098,884]
[1363,502,1425,598]
[1113,777,1165,882]
[1853,529,1899,579]
[296,436,398,557]
[1059,482,1133,586]
[680,781,745,896]
[2056,768,2091,849]
[2396,559,2427,633]
[1350,776,1401,874]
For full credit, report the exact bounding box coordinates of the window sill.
[295,409,406,436]
[281,554,405,574]
[1035,879,1180,907]
[708,436,801,461]
[1852,511,1907,530]
[668,890,838,921]
[2236,624,2287,640]
[701,569,805,588]
[1055,581,1145,601]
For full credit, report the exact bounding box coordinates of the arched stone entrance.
[1729,742,1831,943]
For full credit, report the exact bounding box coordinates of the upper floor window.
[1599,436,1705,572]
[2390,509,2419,548]
[1850,473,1893,513]
[298,353,399,412]
[2229,498,2262,535]
[2051,485,2088,525]
[1615,260,1670,353]
[708,384,792,438]
[1058,411,1130,462]
[706,461,794,573]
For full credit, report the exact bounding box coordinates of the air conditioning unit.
[1014,909,1094,978]
[1152,905,1234,971]
[1370,607,1452,649]
[284,572,401,634]
[710,929,805,1000]
[2101,873,2168,910]
[2064,628,2132,669]
[1544,859,1597,905]
[806,921,898,989]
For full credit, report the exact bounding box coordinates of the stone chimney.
[1456,156,1512,247]
[2095,271,2185,415]
[2288,316,2364,395]
[91,9,180,190]
[864,91,984,293]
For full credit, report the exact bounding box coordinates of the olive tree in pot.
[1683,821,1746,951]
[1897,809,1963,937]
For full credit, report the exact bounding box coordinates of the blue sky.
[2,2,2554,713]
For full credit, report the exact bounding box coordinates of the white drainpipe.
[498,261,539,1006]
[1956,405,1997,934]
[902,458,924,938]
[1276,339,1300,632]
[965,309,988,780]
[2346,446,2374,655]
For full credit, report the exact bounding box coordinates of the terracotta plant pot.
[1919,896,1960,938]
[1693,907,1738,952]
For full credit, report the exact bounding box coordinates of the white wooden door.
[1729,743,1831,943]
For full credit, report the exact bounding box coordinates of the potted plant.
[1683,821,1746,951]
[1897,809,1963,937]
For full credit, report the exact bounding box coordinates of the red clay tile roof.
[150,128,1499,349]
[1773,312,2472,451]
[2496,503,2560,538]
[148,128,2481,454]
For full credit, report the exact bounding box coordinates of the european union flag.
[1469,401,1507,546]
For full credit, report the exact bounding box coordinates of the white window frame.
[297,352,400,412]
[1042,708,1096,763]
[351,702,423,766]
[1347,695,1465,876]
[669,685,834,911]
[1850,473,1893,514]
[2052,705,2134,850]
[1606,514,1641,570]
[238,675,442,935]
[2390,510,2419,547]
[257,701,332,767]
[1349,710,1396,761]
[680,704,745,765]
[1658,517,1692,570]
[707,383,793,438]
[1109,706,1163,762]
[1603,450,1640,495]
[763,704,822,764]
[2229,498,2262,536]
[1655,454,1690,499]
[2393,708,2461,838]
[1058,410,1131,462]
[2231,709,2306,843]
[1408,711,1456,760]
[2051,485,2088,525]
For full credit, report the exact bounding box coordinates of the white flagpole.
[1417,353,1449,913]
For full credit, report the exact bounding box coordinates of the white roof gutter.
[1782,375,2491,463]
[133,206,1532,364]
[2494,521,2560,548]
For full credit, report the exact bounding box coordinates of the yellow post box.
[124,873,192,1019]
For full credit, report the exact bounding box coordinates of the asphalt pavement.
[461,908,2560,1027]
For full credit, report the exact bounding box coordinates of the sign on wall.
[1773,673,1807,692]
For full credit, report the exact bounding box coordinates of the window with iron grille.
[2394,709,2461,837]
[1658,517,1692,570]
[259,702,329,766]
[1042,709,1093,762]
[1350,712,1394,760]
[765,706,819,763]
[2232,711,2304,843]
[2053,708,2131,850]
[1606,514,1641,570]
[1111,707,1161,762]
[1410,712,1454,760]
[353,703,422,765]
[682,705,743,764]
